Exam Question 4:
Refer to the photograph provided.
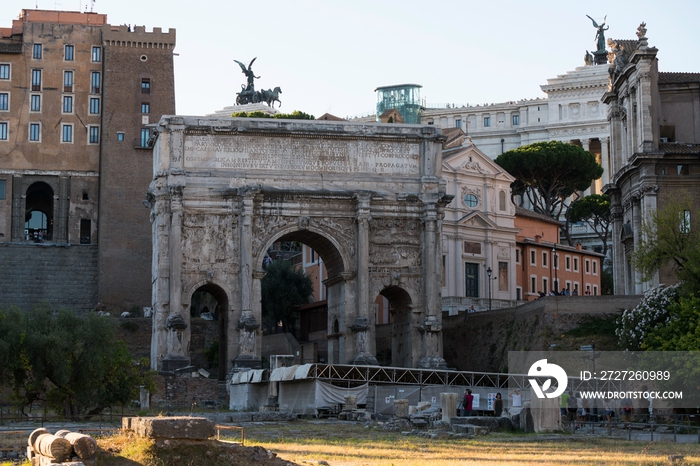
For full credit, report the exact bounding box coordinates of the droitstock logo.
[528,359,568,399]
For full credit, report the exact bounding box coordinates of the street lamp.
[486,266,497,311]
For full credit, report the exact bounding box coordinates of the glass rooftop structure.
[375,84,423,124]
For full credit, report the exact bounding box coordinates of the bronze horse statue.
[261,87,282,108]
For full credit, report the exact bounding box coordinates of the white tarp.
[314,380,368,407]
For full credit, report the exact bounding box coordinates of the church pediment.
[443,144,514,182]
[456,211,498,229]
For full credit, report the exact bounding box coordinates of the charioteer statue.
[234,57,282,108]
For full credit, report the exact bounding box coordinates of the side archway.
[188,282,229,380]
[375,286,414,367]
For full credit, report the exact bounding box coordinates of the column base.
[159,356,191,372]
[234,354,262,369]
[349,352,378,366]
[417,356,447,369]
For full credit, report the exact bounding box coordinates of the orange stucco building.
[515,206,603,301]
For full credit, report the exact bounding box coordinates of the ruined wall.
[151,374,220,409]
[441,295,642,372]
[0,244,97,311]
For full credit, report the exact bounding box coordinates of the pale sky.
[3,0,699,119]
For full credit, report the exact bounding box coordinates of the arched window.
[25,182,53,242]
[499,190,507,211]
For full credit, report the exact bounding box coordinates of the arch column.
[160,184,191,371]
[418,200,447,369]
[234,190,261,369]
[349,192,378,365]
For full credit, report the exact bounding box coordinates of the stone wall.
[151,374,220,409]
[441,295,642,372]
[0,243,97,311]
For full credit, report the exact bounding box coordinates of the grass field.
[5,418,700,465]
[242,420,700,465]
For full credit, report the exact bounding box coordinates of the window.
[680,210,691,234]
[89,97,100,115]
[593,285,598,296]
[0,122,7,140]
[585,259,591,274]
[499,190,506,211]
[442,255,446,287]
[91,71,100,94]
[483,116,490,127]
[62,96,73,114]
[530,250,536,266]
[91,46,101,62]
[455,118,461,128]
[0,179,5,199]
[65,45,74,61]
[515,248,521,264]
[573,257,579,272]
[30,95,41,112]
[141,102,150,114]
[463,193,478,207]
[542,277,549,294]
[33,44,42,59]
[530,276,537,293]
[0,64,9,80]
[0,93,7,111]
[29,123,41,142]
[117,132,125,141]
[565,256,571,271]
[61,124,73,143]
[80,219,91,244]
[512,114,520,125]
[64,71,73,92]
[677,164,689,175]
[498,261,508,292]
[31,69,42,91]
[88,126,99,144]
[593,260,598,275]
[141,79,150,94]
[140,128,150,147]
[542,251,548,268]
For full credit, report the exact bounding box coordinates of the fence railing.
[569,418,700,443]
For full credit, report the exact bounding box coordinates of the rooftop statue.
[233,57,282,108]
[234,57,260,92]
[586,15,608,53]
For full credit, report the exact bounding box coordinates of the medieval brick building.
[0,9,175,311]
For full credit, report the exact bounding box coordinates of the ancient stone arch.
[148,117,452,374]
